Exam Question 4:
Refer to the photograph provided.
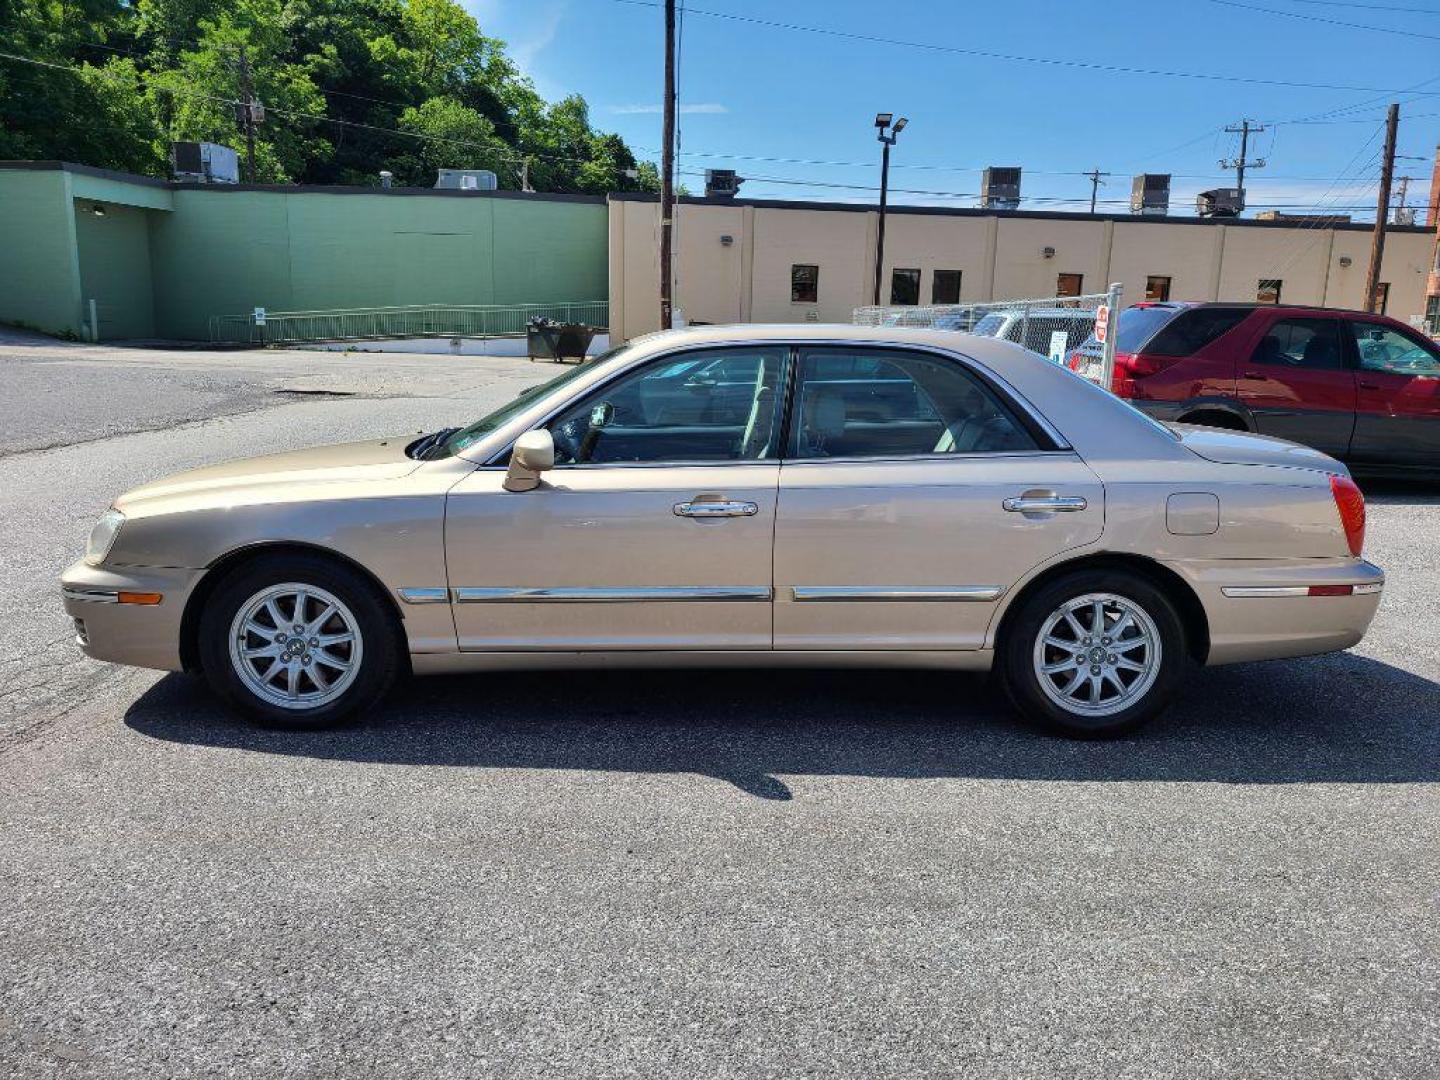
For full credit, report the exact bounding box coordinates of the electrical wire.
[605,0,1440,94]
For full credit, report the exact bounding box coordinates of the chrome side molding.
[453,586,773,603]
[61,587,119,604]
[397,588,450,605]
[790,586,1004,603]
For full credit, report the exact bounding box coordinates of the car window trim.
[484,337,1071,466]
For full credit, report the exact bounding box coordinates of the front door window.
[548,347,789,464]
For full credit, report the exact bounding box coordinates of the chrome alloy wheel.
[227,583,363,711]
[1032,592,1162,718]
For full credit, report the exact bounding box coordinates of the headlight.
[85,509,125,566]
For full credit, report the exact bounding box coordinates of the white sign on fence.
[253,307,267,326]
[1094,304,1109,344]
[1048,330,1068,364]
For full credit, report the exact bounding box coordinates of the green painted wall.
[148,188,608,339]
[0,171,83,337]
[75,202,157,340]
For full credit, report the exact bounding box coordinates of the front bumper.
[60,560,203,671]
[1171,557,1385,665]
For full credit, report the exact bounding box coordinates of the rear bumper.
[60,560,201,671]
[1169,557,1385,665]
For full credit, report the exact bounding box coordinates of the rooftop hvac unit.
[1197,187,1244,218]
[171,142,240,184]
[705,169,743,199]
[1131,174,1171,215]
[981,166,1022,210]
[434,169,498,191]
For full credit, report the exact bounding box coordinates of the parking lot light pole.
[872,113,907,306]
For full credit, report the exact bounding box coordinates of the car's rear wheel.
[999,570,1187,738]
[198,554,401,727]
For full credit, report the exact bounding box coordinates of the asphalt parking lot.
[1,333,1436,1078]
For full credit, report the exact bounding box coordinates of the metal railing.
[208,300,609,346]
[854,283,1123,387]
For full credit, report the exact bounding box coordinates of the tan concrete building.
[607,192,1435,342]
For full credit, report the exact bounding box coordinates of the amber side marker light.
[117,592,163,606]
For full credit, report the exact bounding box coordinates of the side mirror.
[503,429,555,492]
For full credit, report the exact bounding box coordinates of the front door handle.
[1003,495,1088,514]
[674,500,759,518]
[1243,370,1271,381]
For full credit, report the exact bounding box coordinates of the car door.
[1344,318,1440,470]
[443,345,788,650]
[772,345,1104,651]
[1234,313,1357,457]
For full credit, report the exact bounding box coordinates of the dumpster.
[527,318,596,363]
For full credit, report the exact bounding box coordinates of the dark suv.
[1067,302,1440,476]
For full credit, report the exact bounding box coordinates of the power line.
[1209,0,1440,35]
[1276,0,1440,12]
[606,0,1440,94]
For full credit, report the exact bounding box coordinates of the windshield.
[971,314,1008,337]
[436,344,633,458]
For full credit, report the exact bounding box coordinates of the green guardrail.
[208,301,609,346]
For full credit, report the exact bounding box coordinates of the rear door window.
[1250,318,1346,370]
[1140,307,1251,356]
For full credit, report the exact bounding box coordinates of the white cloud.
[509,5,565,70]
[609,103,729,115]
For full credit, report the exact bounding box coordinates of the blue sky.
[467,0,1440,220]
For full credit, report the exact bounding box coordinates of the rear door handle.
[674,500,759,518]
[1003,495,1088,513]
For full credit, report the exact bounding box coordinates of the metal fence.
[208,300,609,346]
[854,283,1123,387]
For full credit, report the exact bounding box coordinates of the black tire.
[998,569,1188,738]
[197,552,402,728]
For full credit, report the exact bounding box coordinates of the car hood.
[115,437,423,513]
[1168,423,1345,473]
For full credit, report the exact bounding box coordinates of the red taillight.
[1330,474,1366,557]
[1110,352,1181,398]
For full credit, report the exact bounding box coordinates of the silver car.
[61,325,1383,737]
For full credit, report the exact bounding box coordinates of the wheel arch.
[1174,398,1254,432]
[992,552,1210,664]
[178,541,408,674]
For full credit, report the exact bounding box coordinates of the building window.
[1056,273,1084,297]
[1374,282,1390,315]
[791,264,818,303]
[1145,276,1172,302]
[1425,295,1440,333]
[890,268,921,305]
[932,269,962,305]
[1257,279,1283,304]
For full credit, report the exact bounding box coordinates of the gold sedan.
[61,326,1383,737]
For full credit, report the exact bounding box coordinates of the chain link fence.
[209,300,609,346]
[854,283,1123,386]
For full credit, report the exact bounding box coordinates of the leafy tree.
[0,0,661,193]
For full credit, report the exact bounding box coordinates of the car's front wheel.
[198,554,402,727]
[998,570,1187,738]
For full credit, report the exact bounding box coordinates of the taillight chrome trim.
[1222,582,1384,598]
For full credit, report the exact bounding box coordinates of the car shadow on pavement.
[125,650,1440,799]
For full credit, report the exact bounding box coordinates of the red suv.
[1070,302,1440,476]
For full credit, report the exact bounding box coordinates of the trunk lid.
[1167,423,1346,473]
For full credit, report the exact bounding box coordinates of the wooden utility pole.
[235,45,257,183]
[659,0,676,333]
[1085,168,1111,214]
[1221,119,1267,213]
[1365,103,1400,313]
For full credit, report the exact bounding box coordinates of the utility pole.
[659,0,676,333]
[1220,118,1268,213]
[1085,168,1111,214]
[235,45,258,183]
[1394,175,1411,225]
[1365,102,1400,314]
